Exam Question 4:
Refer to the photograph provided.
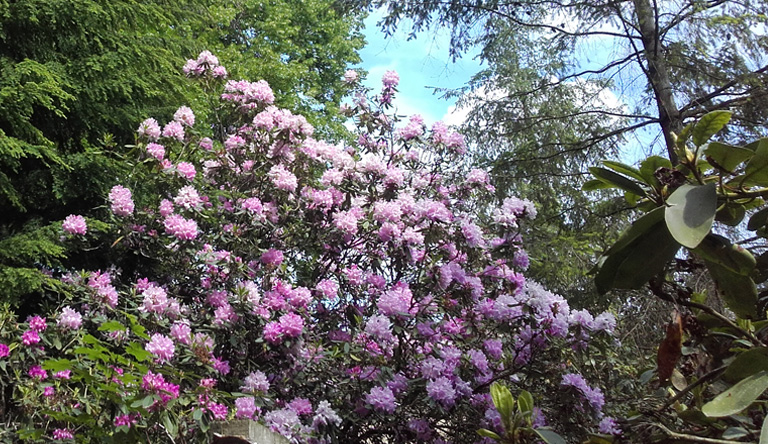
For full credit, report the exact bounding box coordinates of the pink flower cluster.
[163,214,198,240]
[62,214,87,235]
[108,185,134,217]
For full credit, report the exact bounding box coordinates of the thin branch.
[659,365,727,411]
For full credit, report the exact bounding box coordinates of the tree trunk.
[632,0,682,164]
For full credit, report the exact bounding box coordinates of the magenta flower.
[62,215,87,235]
[0,344,8,358]
[21,330,40,346]
[278,313,304,338]
[208,402,228,420]
[28,316,47,332]
[145,333,175,362]
[54,370,72,380]
[52,428,74,440]
[28,365,48,380]
[260,248,284,266]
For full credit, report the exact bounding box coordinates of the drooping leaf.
[722,427,750,440]
[704,142,754,172]
[693,234,756,276]
[664,183,717,248]
[723,348,768,383]
[534,428,567,444]
[748,207,768,231]
[692,111,732,146]
[595,212,681,294]
[588,167,646,196]
[603,207,665,256]
[760,415,768,444]
[743,139,768,186]
[704,260,758,319]
[702,370,768,417]
[715,202,746,226]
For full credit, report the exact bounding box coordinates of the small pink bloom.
[62,215,87,235]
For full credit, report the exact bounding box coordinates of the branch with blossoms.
[0,53,621,444]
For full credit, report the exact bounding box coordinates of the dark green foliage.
[0,0,365,304]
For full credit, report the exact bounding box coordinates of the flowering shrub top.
[0,53,617,443]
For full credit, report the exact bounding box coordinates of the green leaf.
[760,414,768,444]
[97,320,126,333]
[582,179,614,191]
[602,160,645,182]
[693,111,732,147]
[664,184,717,248]
[161,412,177,437]
[702,370,768,417]
[704,260,758,319]
[603,207,665,256]
[748,207,768,231]
[125,342,152,362]
[595,210,681,293]
[477,429,502,440]
[715,202,746,226]
[42,358,72,372]
[589,167,645,196]
[743,139,768,186]
[639,156,673,189]
[490,382,514,424]
[723,348,768,383]
[693,234,756,276]
[704,142,754,172]
[534,428,567,444]
[722,427,749,440]
[517,390,534,416]
[126,313,149,340]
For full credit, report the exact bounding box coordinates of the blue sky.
[356,11,485,125]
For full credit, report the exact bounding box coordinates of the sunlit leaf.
[664,184,716,248]
[692,111,731,146]
[702,370,768,417]
[704,142,753,172]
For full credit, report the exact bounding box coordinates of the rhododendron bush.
[0,53,618,443]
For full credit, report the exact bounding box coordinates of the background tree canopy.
[0,0,365,304]
[366,0,768,305]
